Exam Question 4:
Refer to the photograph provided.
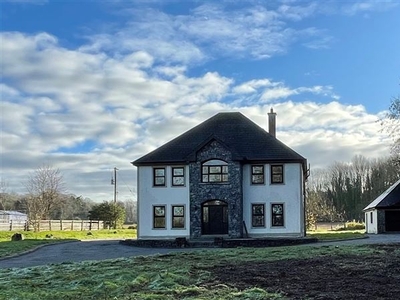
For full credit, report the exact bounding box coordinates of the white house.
[132,110,308,239]
[364,179,400,234]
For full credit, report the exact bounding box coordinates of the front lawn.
[308,230,366,240]
[0,244,398,299]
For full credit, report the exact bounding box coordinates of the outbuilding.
[364,179,400,234]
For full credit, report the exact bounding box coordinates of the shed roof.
[0,210,27,216]
[132,112,307,167]
[363,179,400,211]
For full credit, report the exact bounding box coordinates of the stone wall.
[189,140,243,238]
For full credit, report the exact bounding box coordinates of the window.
[251,165,264,184]
[370,212,373,224]
[153,205,166,228]
[153,168,166,186]
[202,160,228,183]
[271,165,284,184]
[172,205,185,228]
[252,204,265,227]
[172,167,185,186]
[271,204,284,227]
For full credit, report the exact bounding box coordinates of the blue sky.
[1,0,399,202]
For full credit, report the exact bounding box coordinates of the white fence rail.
[0,220,104,231]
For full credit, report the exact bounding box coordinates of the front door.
[202,200,228,235]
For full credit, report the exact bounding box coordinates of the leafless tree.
[25,165,66,231]
[0,178,9,210]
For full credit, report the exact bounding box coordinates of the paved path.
[1,234,399,269]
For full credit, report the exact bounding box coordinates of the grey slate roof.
[363,179,400,210]
[132,112,307,167]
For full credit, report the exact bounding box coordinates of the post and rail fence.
[0,220,104,231]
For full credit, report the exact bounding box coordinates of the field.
[0,229,137,258]
[1,242,400,299]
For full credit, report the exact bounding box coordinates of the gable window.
[153,168,166,186]
[271,203,284,227]
[172,205,185,228]
[202,160,228,183]
[252,204,265,227]
[153,205,166,228]
[172,167,185,186]
[251,165,264,184]
[271,165,284,184]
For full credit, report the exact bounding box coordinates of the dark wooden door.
[202,205,228,235]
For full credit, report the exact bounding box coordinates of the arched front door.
[202,200,228,235]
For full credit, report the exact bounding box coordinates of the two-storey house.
[132,110,308,239]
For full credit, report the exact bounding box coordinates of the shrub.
[336,221,365,231]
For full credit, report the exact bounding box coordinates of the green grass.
[0,229,137,258]
[0,244,376,300]
[307,230,365,240]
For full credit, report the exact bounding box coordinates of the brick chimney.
[268,108,276,137]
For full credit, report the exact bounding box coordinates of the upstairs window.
[271,165,284,184]
[172,167,185,186]
[153,168,166,186]
[202,160,228,183]
[251,165,264,184]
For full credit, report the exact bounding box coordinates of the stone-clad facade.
[189,140,243,238]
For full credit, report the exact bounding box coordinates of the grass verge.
[307,230,365,240]
[0,229,137,258]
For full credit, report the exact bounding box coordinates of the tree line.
[0,166,137,231]
[307,155,400,225]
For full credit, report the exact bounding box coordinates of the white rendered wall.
[365,210,378,234]
[137,165,190,239]
[242,163,304,237]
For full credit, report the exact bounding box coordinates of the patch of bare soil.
[204,245,400,299]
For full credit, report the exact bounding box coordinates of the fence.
[0,220,104,231]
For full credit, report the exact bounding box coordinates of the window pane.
[173,177,184,186]
[222,166,228,173]
[272,215,284,226]
[202,166,208,174]
[253,204,264,215]
[173,206,184,216]
[209,166,221,174]
[272,175,282,183]
[272,204,283,214]
[252,175,264,184]
[173,168,184,176]
[209,174,221,182]
[155,169,165,176]
[222,174,228,182]
[154,206,165,216]
[272,166,282,174]
[202,175,209,182]
[252,166,263,174]
[154,217,165,228]
[173,217,185,228]
[155,177,165,185]
[253,216,264,227]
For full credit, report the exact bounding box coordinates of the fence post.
[60,219,63,231]
[81,220,84,231]
[49,220,51,231]
[71,220,74,231]
[9,220,13,231]
[89,220,92,231]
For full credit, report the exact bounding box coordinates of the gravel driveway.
[1,234,399,269]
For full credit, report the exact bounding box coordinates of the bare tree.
[382,97,400,162]
[0,178,10,210]
[25,165,66,231]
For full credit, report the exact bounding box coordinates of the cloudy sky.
[1,0,399,202]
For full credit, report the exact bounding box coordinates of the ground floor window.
[252,204,265,227]
[153,205,166,228]
[172,205,185,228]
[271,203,284,227]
